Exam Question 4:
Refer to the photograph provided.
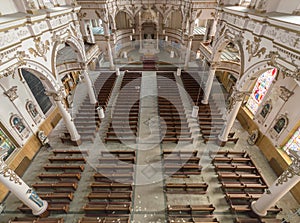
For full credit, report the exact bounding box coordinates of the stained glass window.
[283,127,300,152]
[246,68,277,114]
[0,127,16,160]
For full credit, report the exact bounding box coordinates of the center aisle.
[132,71,167,223]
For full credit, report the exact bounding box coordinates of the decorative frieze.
[276,154,300,186]
[28,37,50,61]
[246,37,266,62]
[0,166,22,185]
[3,86,18,101]
[227,87,251,113]
[279,86,294,101]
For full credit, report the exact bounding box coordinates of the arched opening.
[115,11,132,29]
[165,10,182,29]
[245,67,277,115]
[142,22,157,39]
[21,69,53,115]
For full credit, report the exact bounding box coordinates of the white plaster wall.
[1,0,18,15]
[274,0,299,14]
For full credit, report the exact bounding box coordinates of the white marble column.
[47,91,81,145]
[81,69,97,104]
[218,88,250,146]
[0,153,48,216]
[251,152,300,216]
[201,63,217,104]
[184,36,193,69]
[106,36,115,70]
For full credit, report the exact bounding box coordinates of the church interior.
[0,0,299,223]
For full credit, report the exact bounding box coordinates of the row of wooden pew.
[180,71,239,144]
[105,72,141,143]
[157,72,193,143]
[212,150,283,222]
[82,150,135,221]
[18,149,89,215]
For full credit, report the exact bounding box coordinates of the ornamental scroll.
[276,155,300,186]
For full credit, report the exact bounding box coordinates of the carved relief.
[276,155,300,186]
[246,37,266,62]
[279,86,294,102]
[29,37,50,61]
[227,87,251,113]
[4,86,18,101]
[0,166,22,185]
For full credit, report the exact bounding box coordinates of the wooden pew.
[38,192,74,201]
[48,156,86,163]
[83,203,131,215]
[9,218,64,223]
[18,203,69,214]
[52,149,88,156]
[90,182,132,191]
[167,204,215,215]
[78,217,129,223]
[87,191,132,201]
[38,173,81,181]
[166,183,208,194]
[32,182,78,191]
[93,173,133,182]
[44,164,85,172]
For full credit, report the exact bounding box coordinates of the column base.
[201,99,208,105]
[32,200,48,216]
[251,201,267,217]
[71,139,82,146]
[217,134,227,147]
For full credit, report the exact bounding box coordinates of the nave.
[2,69,299,223]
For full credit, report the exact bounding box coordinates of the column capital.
[227,87,251,113]
[276,151,300,186]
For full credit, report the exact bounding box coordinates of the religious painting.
[0,127,16,160]
[283,127,300,152]
[246,68,277,114]
[27,101,38,118]
[12,116,25,133]
[260,103,271,118]
[273,117,286,134]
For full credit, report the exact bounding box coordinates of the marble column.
[0,153,48,216]
[201,63,217,104]
[81,69,97,104]
[106,36,115,70]
[184,36,193,69]
[251,152,300,216]
[218,88,250,146]
[46,91,81,145]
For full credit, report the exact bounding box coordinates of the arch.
[51,33,86,81]
[212,36,244,76]
[115,11,133,29]
[164,10,182,29]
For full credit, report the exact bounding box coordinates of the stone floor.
[1,60,300,223]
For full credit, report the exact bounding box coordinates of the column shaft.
[82,70,97,104]
[0,162,48,215]
[106,39,115,70]
[201,67,216,104]
[251,156,300,216]
[184,37,193,68]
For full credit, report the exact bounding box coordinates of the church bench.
[83,203,131,215]
[38,173,81,181]
[77,217,129,223]
[211,150,247,157]
[32,182,78,191]
[198,117,225,122]
[168,216,219,223]
[93,173,133,182]
[90,182,132,191]
[110,121,138,125]
[164,164,202,172]
[104,137,137,143]
[214,164,256,172]
[106,132,137,137]
[163,150,198,156]
[221,182,267,190]
[95,164,134,172]
[162,137,193,143]
[164,156,200,164]
[38,192,74,201]
[166,183,208,194]
[87,191,132,201]
[213,157,251,163]
[230,204,282,214]
[107,127,138,132]
[218,173,261,181]
[9,218,64,223]
[101,150,136,156]
[111,117,139,121]
[48,156,86,163]
[43,164,85,172]
[99,157,135,164]
[199,121,225,126]
[18,204,70,214]
[167,204,215,214]
[198,112,223,117]
[52,149,89,156]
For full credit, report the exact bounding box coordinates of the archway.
[115,11,132,29]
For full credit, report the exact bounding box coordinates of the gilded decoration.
[4,86,18,101]
[227,87,251,113]
[0,166,22,185]
[29,37,50,61]
[246,37,266,62]
[276,155,300,186]
[279,86,294,102]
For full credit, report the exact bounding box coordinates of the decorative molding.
[227,87,251,113]
[246,37,266,62]
[45,90,63,101]
[279,86,294,101]
[4,86,18,101]
[266,51,300,81]
[276,154,300,186]
[0,51,28,80]
[28,37,50,61]
[0,166,22,185]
